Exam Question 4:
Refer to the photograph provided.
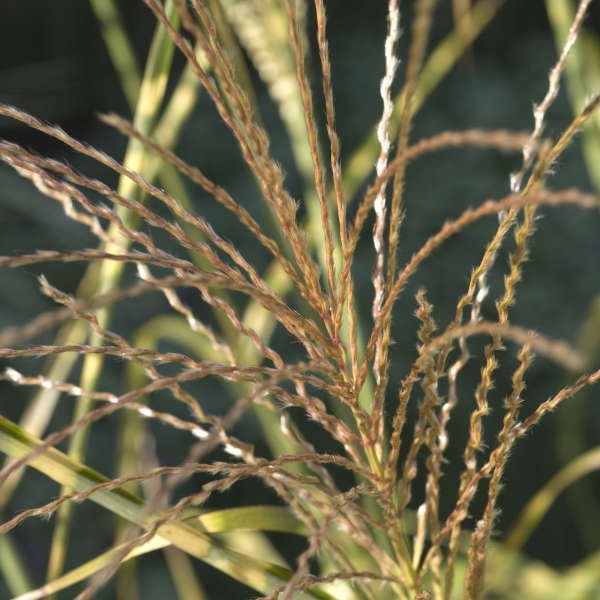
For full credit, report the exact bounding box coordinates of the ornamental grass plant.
[0,1,599,599]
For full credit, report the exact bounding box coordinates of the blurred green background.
[0,1,599,598]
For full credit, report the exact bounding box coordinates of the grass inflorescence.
[0,1,599,599]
